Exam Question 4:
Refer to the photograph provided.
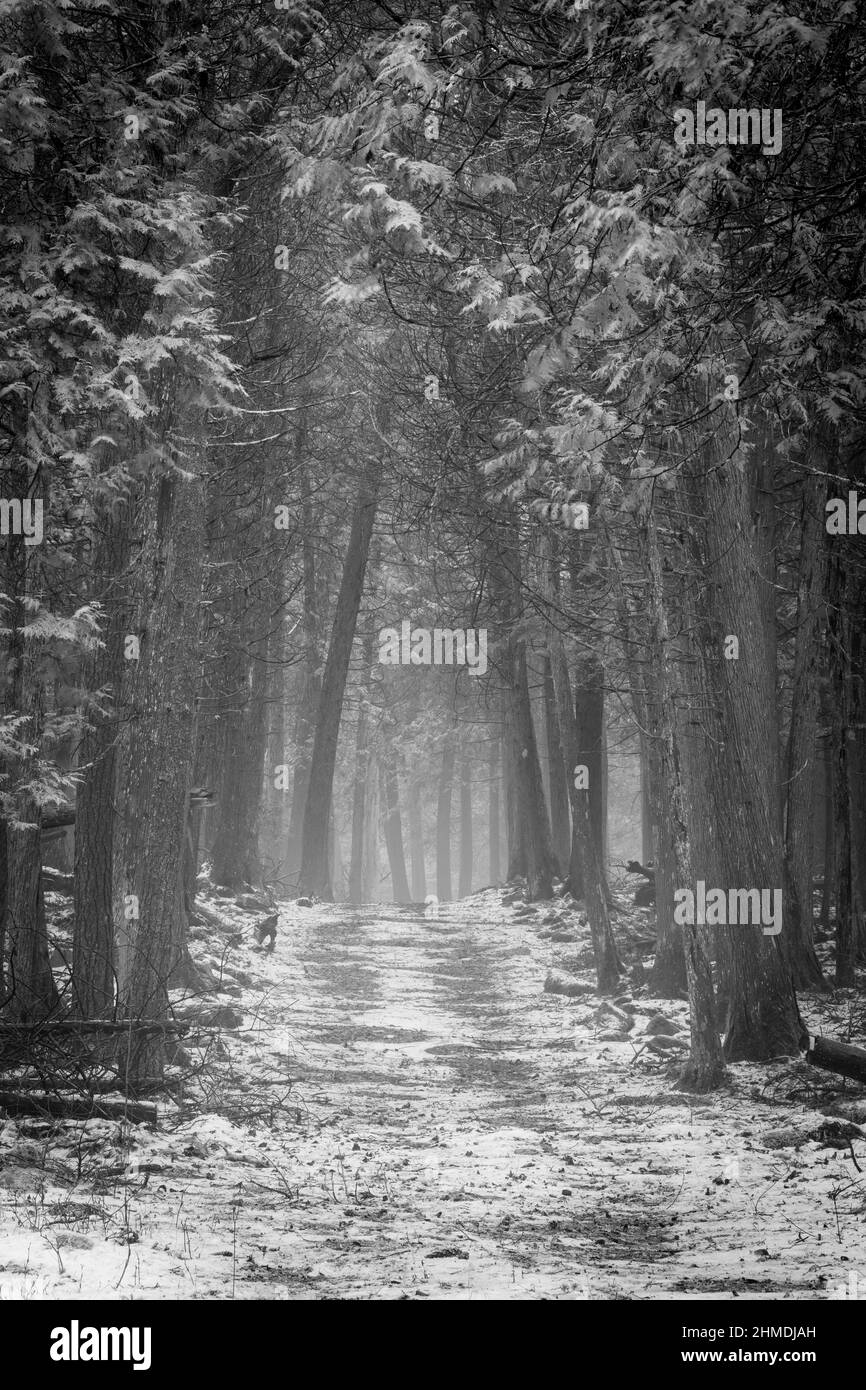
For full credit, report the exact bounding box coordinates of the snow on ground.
[1,888,865,1300]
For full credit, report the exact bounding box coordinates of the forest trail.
[1,890,862,1300]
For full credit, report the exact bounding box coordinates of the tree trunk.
[407,776,427,900]
[287,444,321,882]
[543,654,571,874]
[783,467,828,988]
[543,538,621,991]
[607,508,723,1088]
[678,415,802,1061]
[72,495,133,1018]
[114,469,206,1091]
[1,454,58,1023]
[436,731,456,901]
[488,732,501,885]
[828,550,855,985]
[380,751,411,902]
[348,626,375,904]
[210,636,268,891]
[459,747,473,897]
[299,454,381,899]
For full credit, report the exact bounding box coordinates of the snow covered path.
[1,891,863,1299]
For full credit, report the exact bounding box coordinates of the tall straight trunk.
[678,412,802,1061]
[348,628,375,904]
[1,449,58,1022]
[459,748,473,897]
[819,729,834,933]
[260,604,290,884]
[362,757,380,903]
[210,637,268,890]
[543,654,571,874]
[548,631,622,992]
[543,537,621,990]
[828,549,856,985]
[640,738,654,865]
[407,777,427,900]
[643,510,724,1088]
[380,751,411,902]
[607,510,722,1085]
[114,469,205,1090]
[299,454,381,898]
[437,730,456,901]
[488,731,501,885]
[491,519,557,899]
[287,444,320,881]
[72,494,134,1017]
[574,658,607,868]
[783,467,828,988]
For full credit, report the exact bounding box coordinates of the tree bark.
[436,730,456,901]
[783,467,828,988]
[542,654,571,874]
[299,454,381,898]
[459,747,473,897]
[380,749,411,902]
[488,731,501,885]
[114,469,206,1091]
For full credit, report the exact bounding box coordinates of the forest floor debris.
[0,887,864,1300]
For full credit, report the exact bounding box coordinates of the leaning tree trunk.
[299,453,381,899]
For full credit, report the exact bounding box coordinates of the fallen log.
[805,1035,866,1085]
[0,1090,157,1124]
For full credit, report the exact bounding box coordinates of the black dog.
[254,913,278,948]
[626,860,656,906]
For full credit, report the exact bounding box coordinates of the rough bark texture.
[72,495,133,1017]
[542,654,571,875]
[783,467,828,988]
[348,628,375,905]
[210,634,268,891]
[114,470,206,1090]
[678,412,802,1062]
